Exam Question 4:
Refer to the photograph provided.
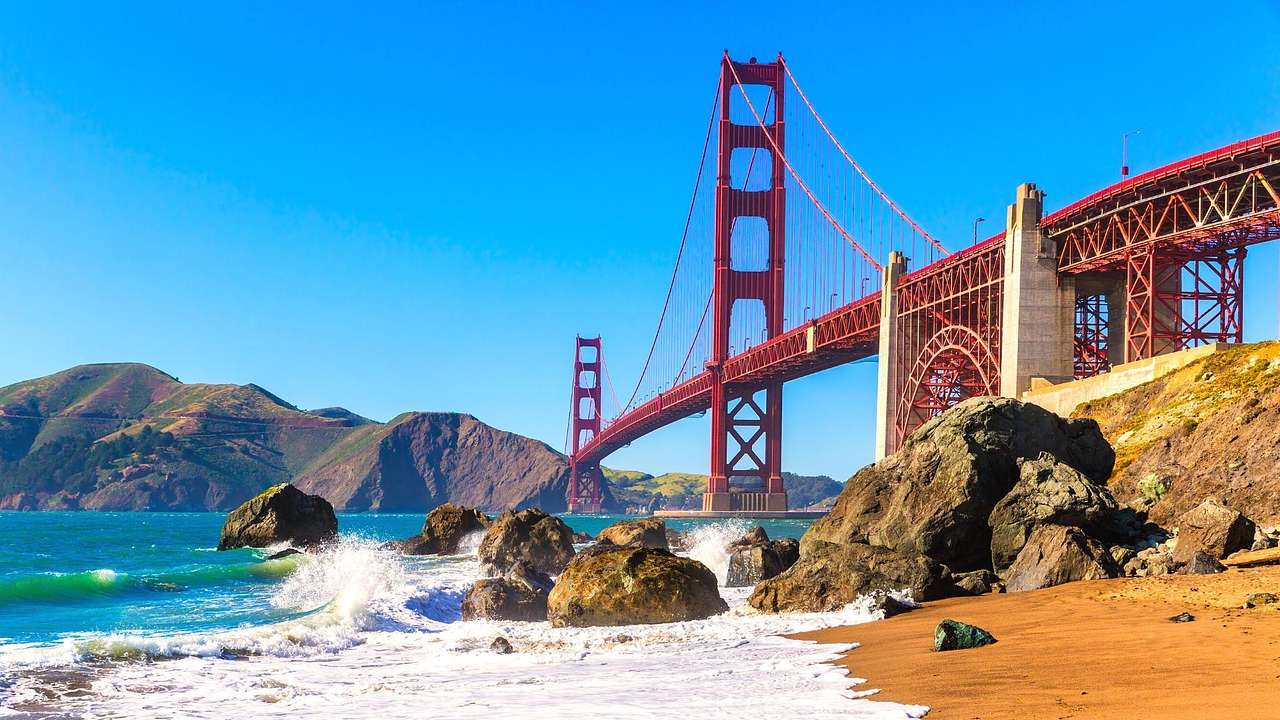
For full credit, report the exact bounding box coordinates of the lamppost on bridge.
[1122,130,1141,178]
[973,217,986,245]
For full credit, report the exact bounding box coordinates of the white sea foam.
[684,519,750,585]
[0,524,929,719]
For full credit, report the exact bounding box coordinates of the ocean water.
[0,512,927,719]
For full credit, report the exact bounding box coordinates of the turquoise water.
[0,512,811,647]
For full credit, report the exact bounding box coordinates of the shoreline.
[795,566,1280,719]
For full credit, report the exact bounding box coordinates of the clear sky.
[1,2,1277,481]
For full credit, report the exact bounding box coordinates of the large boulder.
[1004,525,1121,592]
[1172,499,1257,564]
[989,453,1140,574]
[547,546,727,627]
[218,483,337,550]
[400,503,491,555]
[748,541,953,613]
[803,397,1114,571]
[595,517,668,549]
[462,561,554,622]
[478,508,576,576]
[725,530,800,588]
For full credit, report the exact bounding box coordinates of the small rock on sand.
[1243,592,1279,609]
[934,619,996,651]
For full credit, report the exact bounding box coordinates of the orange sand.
[795,566,1280,719]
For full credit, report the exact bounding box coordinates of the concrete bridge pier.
[999,183,1076,397]
[874,251,908,460]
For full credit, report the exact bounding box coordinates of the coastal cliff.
[1074,341,1280,526]
[0,363,590,512]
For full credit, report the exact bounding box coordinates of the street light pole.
[1122,130,1141,178]
[973,217,986,245]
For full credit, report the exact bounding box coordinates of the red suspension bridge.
[566,52,1280,514]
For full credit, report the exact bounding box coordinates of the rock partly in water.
[595,517,668,550]
[725,533,800,588]
[989,453,1140,574]
[478,508,576,576]
[1004,525,1121,592]
[217,483,338,550]
[266,548,304,560]
[748,541,953,613]
[730,526,770,548]
[546,546,727,627]
[400,503,491,556]
[933,619,997,651]
[461,561,554,622]
[804,397,1114,572]
[866,591,917,618]
[490,637,513,654]
[1172,499,1257,564]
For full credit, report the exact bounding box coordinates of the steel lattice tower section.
[704,55,788,513]
[567,336,604,514]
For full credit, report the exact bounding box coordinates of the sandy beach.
[798,566,1280,719]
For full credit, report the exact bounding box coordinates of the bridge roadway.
[575,130,1280,470]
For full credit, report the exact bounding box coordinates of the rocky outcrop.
[462,561,554,621]
[217,483,337,550]
[1004,525,1121,592]
[725,527,799,587]
[478,508,576,576]
[804,398,1114,572]
[595,518,668,549]
[547,546,727,627]
[748,541,953,613]
[1172,499,1257,564]
[988,453,1139,574]
[399,504,490,555]
[1072,342,1280,527]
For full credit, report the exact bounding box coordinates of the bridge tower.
[568,336,604,514]
[704,54,788,513]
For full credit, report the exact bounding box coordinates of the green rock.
[933,619,997,651]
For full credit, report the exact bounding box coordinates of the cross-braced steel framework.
[891,240,1004,449]
[1074,293,1110,378]
[708,55,787,504]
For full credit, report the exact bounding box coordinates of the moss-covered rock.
[595,517,668,549]
[217,483,337,550]
[547,546,726,627]
[478,508,576,576]
[399,503,490,555]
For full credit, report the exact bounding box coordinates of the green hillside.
[603,466,842,511]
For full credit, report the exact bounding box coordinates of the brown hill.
[1074,341,1280,527]
[0,363,584,513]
[294,412,572,512]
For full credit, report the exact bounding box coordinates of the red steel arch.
[895,325,999,441]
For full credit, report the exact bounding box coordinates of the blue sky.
[1,2,1277,480]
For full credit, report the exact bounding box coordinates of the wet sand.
[795,566,1280,719]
